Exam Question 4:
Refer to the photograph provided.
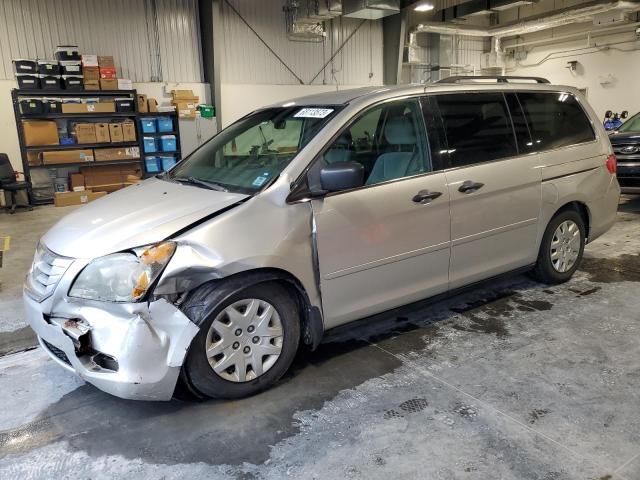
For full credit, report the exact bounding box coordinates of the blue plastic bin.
[140,118,156,133]
[156,116,173,133]
[160,134,177,152]
[160,156,177,171]
[145,156,161,173]
[143,137,157,153]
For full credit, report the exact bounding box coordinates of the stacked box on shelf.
[171,90,199,118]
[82,54,100,90]
[98,56,117,90]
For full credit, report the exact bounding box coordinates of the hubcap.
[205,298,284,383]
[550,220,581,273]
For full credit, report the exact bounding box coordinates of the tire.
[531,208,586,284]
[179,281,300,399]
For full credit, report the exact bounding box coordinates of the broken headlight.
[69,242,176,302]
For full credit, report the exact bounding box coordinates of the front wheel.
[531,209,586,284]
[180,282,300,399]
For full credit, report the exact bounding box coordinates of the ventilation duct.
[283,1,328,42]
[415,0,640,40]
[343,0,400,20]
[439,0,539,21]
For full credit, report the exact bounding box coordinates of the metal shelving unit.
[12,88,145,205]
[138,111,182,171]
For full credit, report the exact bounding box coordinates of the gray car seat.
[366,116,419,185]
[324,131,354,164]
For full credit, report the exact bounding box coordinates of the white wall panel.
[0,0,202,82]
[221,0,383,86]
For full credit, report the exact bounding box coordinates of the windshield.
[618,112,640,133]
[167,106,341,193]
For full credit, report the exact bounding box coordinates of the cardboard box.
[171,89,197,100]
[42,149,94,165]
[99,67,117,79]
[117,78,133,90]
[82,66,99,80]
[54,190,106,207]
[108,123,124,143]
[70,173,85,191]
[94,146,140,162]
[62,102,115,114]
[74,123,97,144]
[81,164,142,193]
[122,121,136,141]
[174,101,197,118]
[147,98,158,112]
[27,152,41,167]
[97,56,114,67]
[95,123,110,143]
[81,54,98,67]
[100,78,118,90]
[136,94,148,113]
[23,121,59,146]
[83,80,100,90]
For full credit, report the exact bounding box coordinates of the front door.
[432,92,542,289]
[311,98,451,328]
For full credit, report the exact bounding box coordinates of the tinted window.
[319,98,430,187]
[505,93,533,153]
[517,92,595,150]
[435,92,517,167]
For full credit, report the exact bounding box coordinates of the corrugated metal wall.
[0,0,203,82]
[221,0,384,85]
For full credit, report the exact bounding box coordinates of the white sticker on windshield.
[252,176,268,187]
[294,108,334,119]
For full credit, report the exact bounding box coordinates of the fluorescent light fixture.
[414,3,434,12]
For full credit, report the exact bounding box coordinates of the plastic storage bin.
[145,156,162,173]
[13,59,37,74]
[160,156,177,171]
[62,75,83,90]
[160,135,177,152]
[140,119,156,133]
[143,137,157,153]
[55,46,81,62]
[40,75,61,90]
[42,99,62,113]
[60,61,81,75]
[19,99,44,115]
[156,117,173,133]
[115,99,135,112]
[37,60,61,75]
[16,74,39,89]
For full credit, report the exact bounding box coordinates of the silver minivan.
[24,77,620,401]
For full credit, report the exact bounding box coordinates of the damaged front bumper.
[23,292,199,401]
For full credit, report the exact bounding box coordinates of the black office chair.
[0,154,32,214]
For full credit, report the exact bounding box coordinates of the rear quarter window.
[517,92,595,150]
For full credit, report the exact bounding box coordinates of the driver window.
[320,98,430,187]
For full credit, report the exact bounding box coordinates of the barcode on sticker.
[294,108,334,119]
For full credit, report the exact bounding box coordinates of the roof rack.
[436,75,550,84]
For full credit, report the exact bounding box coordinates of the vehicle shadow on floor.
[1,273,548,467]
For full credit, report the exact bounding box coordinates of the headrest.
[384,116,416,145]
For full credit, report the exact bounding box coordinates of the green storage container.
[198,104,215,118]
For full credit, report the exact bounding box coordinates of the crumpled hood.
[42,178,248,258]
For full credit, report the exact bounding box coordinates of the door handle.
[412,190,442,204]
[458,180,485,194]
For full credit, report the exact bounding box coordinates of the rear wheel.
[532,209,585,284]
[180,282,300,399]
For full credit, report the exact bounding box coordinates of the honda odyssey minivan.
[24,77,620,401]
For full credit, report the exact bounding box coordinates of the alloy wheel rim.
[550,220,581,273]
[205,298,284,383]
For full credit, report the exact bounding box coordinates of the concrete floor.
[0,197,639,479]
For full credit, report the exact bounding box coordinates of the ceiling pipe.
[412,0,640,44]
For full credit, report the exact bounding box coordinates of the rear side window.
[435,92,517,167]
[517,92,595,150]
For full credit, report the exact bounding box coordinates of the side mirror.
[320,161,365,192]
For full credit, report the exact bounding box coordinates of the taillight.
[606,153,617,174]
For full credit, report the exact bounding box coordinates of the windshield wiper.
[172,176,229,192]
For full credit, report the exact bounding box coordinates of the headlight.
[69,242,176,302]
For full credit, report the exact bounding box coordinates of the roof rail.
[436,75,550,84]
